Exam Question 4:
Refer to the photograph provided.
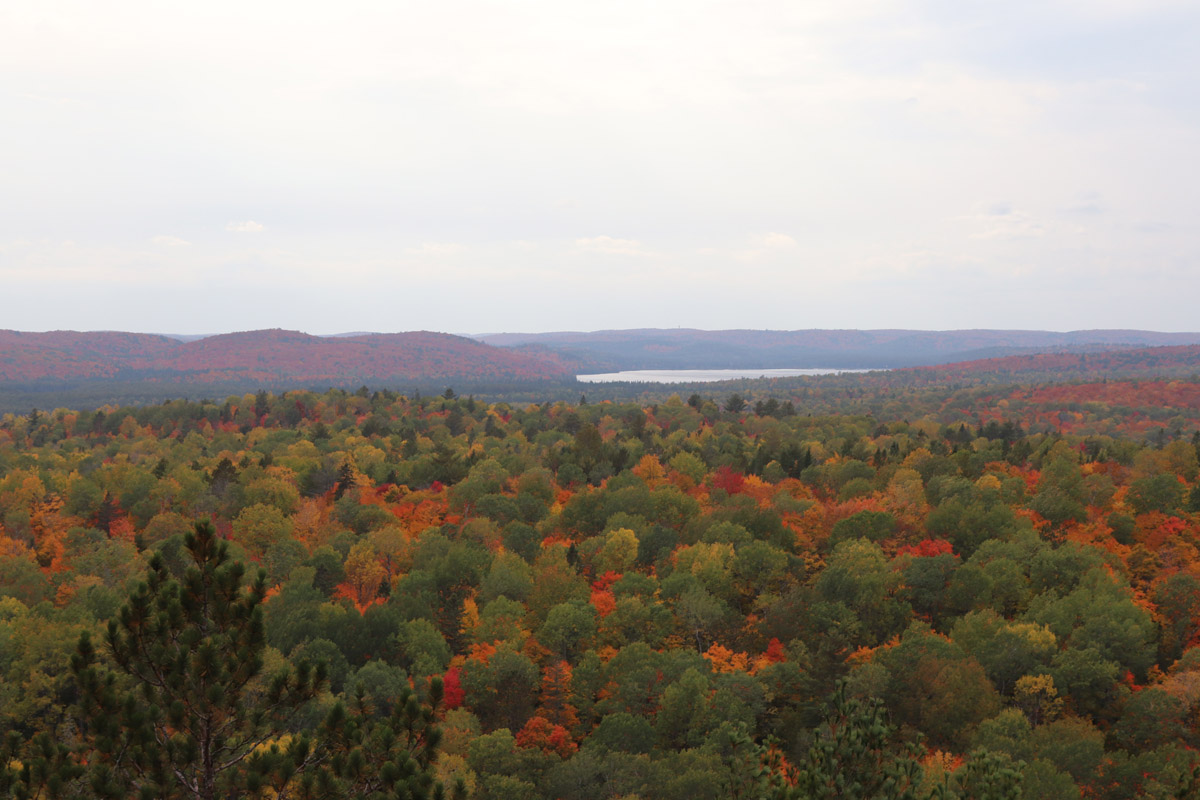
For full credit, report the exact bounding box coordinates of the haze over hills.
[5,328,1200,387]
[0,329,578,385]
[478,328,1200,370]
[5,328,1200,416]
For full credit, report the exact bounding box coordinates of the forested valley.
[4,385,1200,799]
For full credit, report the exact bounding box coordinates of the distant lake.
[576,368,875,384]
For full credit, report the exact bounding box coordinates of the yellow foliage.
[1014,674,1063,724]
[460,595,481,635]
[975,474,1003,492]
[596,528,639,574]
[632,454,667,487]
[436,754,477,798]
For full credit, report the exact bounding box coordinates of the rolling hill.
[479,328,1200,370]
[0,329,579,385]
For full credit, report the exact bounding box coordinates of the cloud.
[226,221,265,233]
[151,235,191,247]
[574,236,649,256]
[734,232,800,261]
[761,232,798,249]
[404,241,466,257]
[957,206,1051,240]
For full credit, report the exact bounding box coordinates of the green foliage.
[293,679,457,800]
[783,684,925,800]
[7,385,1200,800]
[68,520,328,799]
[1,520,450,800]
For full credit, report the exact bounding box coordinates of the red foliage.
[897,539,955,558]
[711,465,746,494]
[592,571,622,591]
[515,715,578,758]
[764,638,787,664]
[0,329,580,384]
[442,667,464,710]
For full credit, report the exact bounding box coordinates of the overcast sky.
[2,1,1197,334]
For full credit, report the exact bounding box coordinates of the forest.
[3,383,1200,798]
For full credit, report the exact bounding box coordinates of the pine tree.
[69,520,327,800]
[290,682,462,800]
[4,518,454,800]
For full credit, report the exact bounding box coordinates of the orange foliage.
[540,661,579,731]
[739,474,777,504]
[330,582,385,614]
[541,533,572,549]
[1136,513,1189,550]
[108,516,136,543]
[590,588,616,618]
[825,496,885,526]
[393,496,450,534]
[785,504,826,550]
[631,454,667,488]
[0,534,34,560]
[592,571,621,591]
[515,716,577,758]
[467,642,498,665]
[1014,508,1051,535]
[703,642,750,674]
[595,645,619,663]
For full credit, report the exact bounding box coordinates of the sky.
[1,1,1198,335]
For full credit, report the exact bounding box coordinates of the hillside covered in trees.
[4,380,1200,798]
[6,328,1200,417]
[480,328,1200,370]
[0,329,580,385]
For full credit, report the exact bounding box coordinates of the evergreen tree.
[290,683,462,800]
[68,520,327,800]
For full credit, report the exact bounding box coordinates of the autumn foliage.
[4,380,1200,799]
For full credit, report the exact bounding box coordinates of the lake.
[576,367,875,383]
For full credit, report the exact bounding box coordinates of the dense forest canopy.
[3,383,1200,798]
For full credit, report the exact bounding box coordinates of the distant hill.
[6,328,1200,414]
[902,344,1200,383]
[0,329,578,385]
[479,328,1200,370]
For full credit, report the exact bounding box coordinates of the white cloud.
[734,232,801,262]
[965,211,1046,240]
[574,236,649,256]
[404,242,466,257]
[955,207,1089,242]
[761,232,798,249]
[0,1,1196,332]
